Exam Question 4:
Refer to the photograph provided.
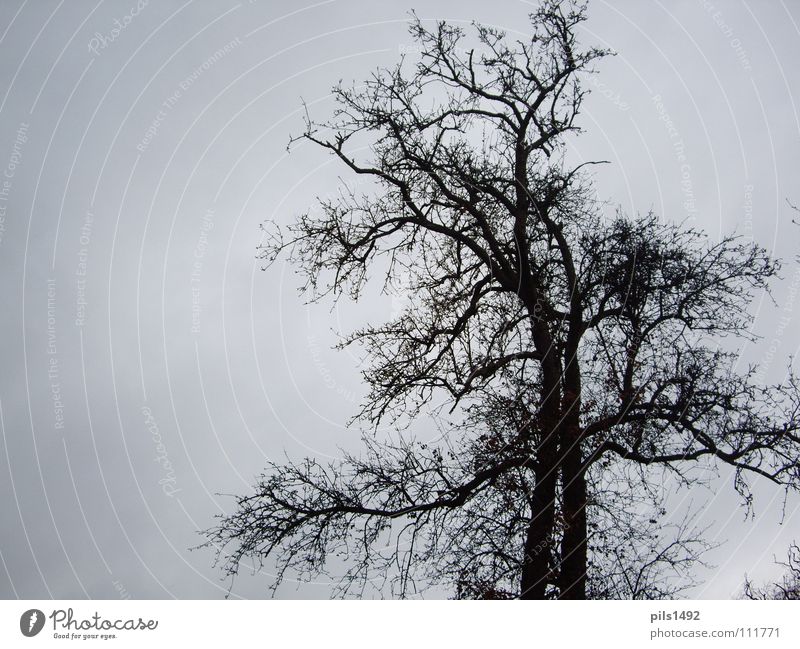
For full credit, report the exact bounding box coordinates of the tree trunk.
[559,456,587,599]
[558,341,587,599]
[558,380,587,599]
[520,319,562,599]
[520,433,558,599]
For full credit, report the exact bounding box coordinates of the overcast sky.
[0,0,798,600]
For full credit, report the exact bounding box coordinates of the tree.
[743,542,800,600]
[203,0,800,599]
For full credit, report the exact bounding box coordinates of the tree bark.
[559,453,587,599]
[520,429,558,599]
[520,319,562,599]
[558,354,587,599]
[558,336,587,599]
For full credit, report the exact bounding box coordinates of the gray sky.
[0,0,798,599]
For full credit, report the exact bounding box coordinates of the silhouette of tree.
[203,0,800,599]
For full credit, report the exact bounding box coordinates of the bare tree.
[743,542,800,600]
[203,0,800,599]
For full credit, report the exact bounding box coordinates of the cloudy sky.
[0,0,798,599]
